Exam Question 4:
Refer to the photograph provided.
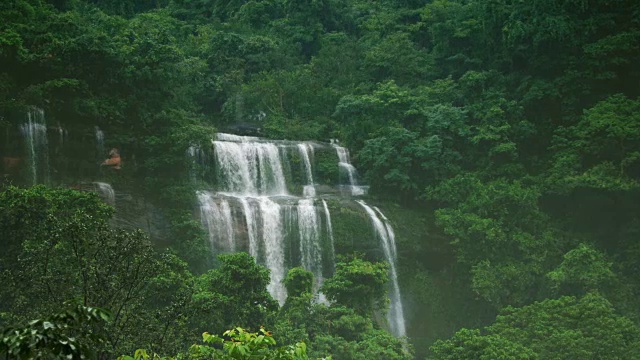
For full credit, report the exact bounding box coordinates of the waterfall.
[57,123,67,146]
[298,143,316,197]
[258,197,287,305]
[94,182,115,205]
[187,145,205,164]
[234,197,258,258]
[197,191,235,252]
[374,206,397,260]
[298,198,323,291]
[333,145,365,196]
[95,126,105,158]
[356,200,406,337]
[213,135,287,196]
[316,199,336,305]
[321,199,336,270]
[196,133,405,328]
[20,107,49,185]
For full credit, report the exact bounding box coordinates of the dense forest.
[1,0,640,358]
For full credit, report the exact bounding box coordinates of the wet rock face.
[110,191,171,244]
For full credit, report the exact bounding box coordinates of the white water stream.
[357,200,407,337]
[20,107,49,185]
[94,182,116,205]
[334,144,365,196]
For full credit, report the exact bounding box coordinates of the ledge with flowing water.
[194,133,406,337]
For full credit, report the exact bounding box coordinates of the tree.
[120,327,320,360]
[549,94,640,192]
[428,175,558,307]
[430,293,640,360]
[547,244,615,296]
[429,329,536,360]
[0,186,186,357]
[0,304,111,360]
[191,253,278,334]
[321,256,388,316]
[284,267,314,298]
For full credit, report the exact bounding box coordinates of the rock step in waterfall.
[196,133,406,337]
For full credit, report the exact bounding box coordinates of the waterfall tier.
[197,191,333,306]
[190,133,368,197]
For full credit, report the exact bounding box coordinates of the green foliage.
[312,150,339,186]
[431,293,640,360]
[428,175,558,307]
[547,244,615,295]
[275,262,412,360]
[363,32,432,85]
[311,326,411,360]
[191,253,278,333]
[284,267,314,298]
[167,210,210,272]
[429,329,537,360]
[120,327,322,360]
[550,94,640,192]
[321,256,389,315]
[0,186,191,356]
[0,304,111,360]
[196,327,313,360]
[358,122,462,200]
[490,293,640,359]
[233,66,337,140]
[334,80,468,200]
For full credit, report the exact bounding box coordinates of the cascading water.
[297,198,323,290]
[238,196,260,257]
[196,133,406,333]
[213,137,287,196]
[317,199,336,304]
[20,107,49,185]
[198,191,235,252]
[94,182,116,205]
[321,199,336,270]
[356,200,406,337]
[95,126,105,158]
[333,144,365,196]
[298,143,316,197]
[57,123,67,145]
[258,197,287,305]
